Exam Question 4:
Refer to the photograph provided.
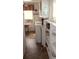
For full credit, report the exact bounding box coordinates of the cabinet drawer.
[47,47,56,59]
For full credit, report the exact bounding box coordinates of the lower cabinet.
[46,42,56,59]
[35,24,42,43]
[43,20,56,59]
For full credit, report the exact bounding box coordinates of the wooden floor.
[23,32,49,59]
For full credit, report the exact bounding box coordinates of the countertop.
[45,20,56,27]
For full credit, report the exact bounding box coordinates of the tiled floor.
[23,32,49,59]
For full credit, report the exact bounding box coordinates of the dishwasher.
[35,22,42,43]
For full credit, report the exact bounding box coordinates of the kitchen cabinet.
[35,21,42,43]
[42,20,56,59]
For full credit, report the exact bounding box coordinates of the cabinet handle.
[45,43,48,47]
[52,32,56,36]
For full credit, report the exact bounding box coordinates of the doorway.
[23,1,49,59]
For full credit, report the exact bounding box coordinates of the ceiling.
[23,0,41,3]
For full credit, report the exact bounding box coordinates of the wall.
[49,0,53,19]
[33,2,40,21]
[49,0,56,22]
[23,26,26,55]
[53,0,56,22]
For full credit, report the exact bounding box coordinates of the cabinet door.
[50,24,56,55]
[50,24,56,42]
[35,25,42,43]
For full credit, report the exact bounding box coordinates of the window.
[24,11,33,20]
[23,4,34,20]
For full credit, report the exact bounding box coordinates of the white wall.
[53,0,56,18]
[23,26,26,55]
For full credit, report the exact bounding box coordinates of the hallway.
[23,32,49,59]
